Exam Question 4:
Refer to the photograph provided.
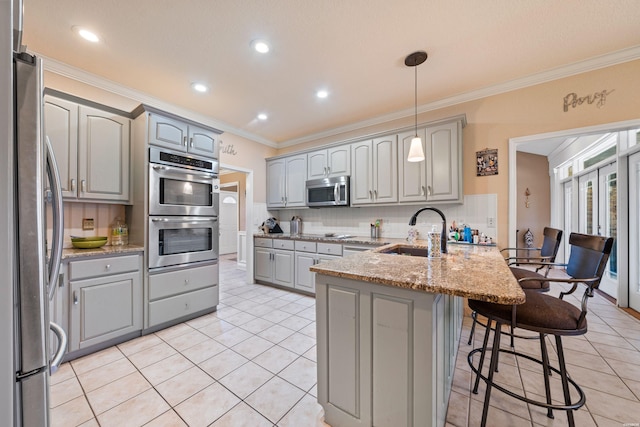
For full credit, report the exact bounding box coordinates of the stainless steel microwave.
[306,176,350,207]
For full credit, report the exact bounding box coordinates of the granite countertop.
[62,244,144,260]
[253,232,397,246]
[310,241,525,304]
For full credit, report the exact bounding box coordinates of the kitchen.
[3,1,640,426]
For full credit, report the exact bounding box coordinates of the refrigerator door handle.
[46,136,64,301]
[48,321,67,374]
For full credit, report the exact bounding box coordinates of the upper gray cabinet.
[398,119,463,204]
[147,112,219,158]
[307,146,351,180]
[351,136,398,205]
[44,94,131,203]
[266,154,307,209]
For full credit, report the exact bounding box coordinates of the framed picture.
[476,148,498,176]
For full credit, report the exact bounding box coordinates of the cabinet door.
[254,247,273,282]
[327,146,350,177]
[272,249,294,288]
[307,150,328,180]
[44,96,78,198]
[426,121,461,202]
[69,271,142,350]
[351,141,373,205]
[78,106,131,202]
[188,124,218,158]
[398,130,427,202]
[295,252,316,292]
[372,135,397,203]
[148,113,188,152]
[266,159,286,208]
[285,155,307,207]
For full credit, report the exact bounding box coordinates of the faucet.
[408,206,448,254]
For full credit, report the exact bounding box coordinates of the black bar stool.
[468,227,564,346]
[467,232,614,427]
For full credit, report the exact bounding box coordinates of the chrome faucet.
[408,206,448,254]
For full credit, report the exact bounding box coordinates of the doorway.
[219,184,239,255]
[578,163,618,298]
[629,152,640,311]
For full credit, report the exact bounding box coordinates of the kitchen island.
[310,242,524,427]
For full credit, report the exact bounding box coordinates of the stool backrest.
[566,233,614,289]
[540,227,563,262]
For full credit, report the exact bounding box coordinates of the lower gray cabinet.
[68,254,142,351]
[254,238,295,288]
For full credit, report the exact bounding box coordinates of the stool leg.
[481,320,503,427]
[468,311,477,345]
[555,335,575,427]
[473,317,493,394]
[539,333,554,419]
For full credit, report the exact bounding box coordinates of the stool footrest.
[468,347,586,412]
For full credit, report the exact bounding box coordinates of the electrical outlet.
[82,218,95,230]
[487,217,496,228]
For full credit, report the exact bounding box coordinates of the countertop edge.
[62,245,144,260]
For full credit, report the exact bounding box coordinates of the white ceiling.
[21,0,640,147]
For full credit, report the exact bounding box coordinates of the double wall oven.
[148,146,219,269]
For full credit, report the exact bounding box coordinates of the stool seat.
[469,290,586,335]
[510,267,551,291]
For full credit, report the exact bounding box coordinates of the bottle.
[428,225,441,258]
[110,217,129,246]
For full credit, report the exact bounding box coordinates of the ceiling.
[21,0,640,147]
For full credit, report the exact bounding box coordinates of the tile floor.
[50,255,640,426]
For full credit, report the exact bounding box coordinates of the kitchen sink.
[380,245,429,257]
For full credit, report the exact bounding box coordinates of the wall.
[516,152,550,247]
[47,202,126,248]
[277,59,640,248]
[220,171,247,230]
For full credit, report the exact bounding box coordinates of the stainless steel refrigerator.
[11,13,67,426]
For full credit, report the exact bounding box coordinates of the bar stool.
[467,232,614,427]
[468,227,563,345]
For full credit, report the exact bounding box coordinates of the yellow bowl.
[71,236,108,249]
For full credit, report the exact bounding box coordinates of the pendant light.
[405,51,427,162]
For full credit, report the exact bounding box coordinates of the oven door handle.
[151,217,218,223]
[152,164,215,180]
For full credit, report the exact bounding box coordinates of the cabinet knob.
[421,185,425,196]
[190,137,194,148]
[369,190,373,199]
[184,302,190,310]
[427,186,432,196]
[184,279,189,286]
[70,179,76,192]
[373,190,378,199]
[81,180,86,193]
[73,291,78,305]
[183,136,188,146]
[105,264,111,271]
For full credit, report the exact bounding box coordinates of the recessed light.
[191,83,209,93]
[73,26,100,43]
[251,39,270,54]
[316,90,329,99]
[257,113,268,121]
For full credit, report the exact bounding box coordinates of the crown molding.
[36,52,279,148]
[280,45,640,148]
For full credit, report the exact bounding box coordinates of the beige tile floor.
[50,256,640,426]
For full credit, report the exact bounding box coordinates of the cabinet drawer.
[254,238,273,248]
[149,264,218,301]
[68,254,140,281]
[272,239,295,250]
[318,243,343,256]
[295,241,317,253]
[148,286,218,328]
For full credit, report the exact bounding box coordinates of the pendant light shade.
[405,51,427,162]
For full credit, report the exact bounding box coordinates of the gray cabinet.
[315,274,463,427]
[147,263,219,328]
[307,146,351,179]
[266,155,307,208]
[44,95,131,202]
[147,112,219,158]
[351,136,398,205]
[67,254,142,351]
[254,237,295,289]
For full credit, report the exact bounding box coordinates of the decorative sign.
[563,89,614,112]
[220,140,238,156]
[476,148,498,176]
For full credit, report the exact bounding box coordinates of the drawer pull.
[185,302,190,310]
[105,264,111,271]
[184,279,189,286]
[73,291,78,305]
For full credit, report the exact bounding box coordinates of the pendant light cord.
[414,64,418,138]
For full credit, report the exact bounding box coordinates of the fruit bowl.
[71,236,108,249]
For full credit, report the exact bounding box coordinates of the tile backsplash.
[47,202,126,248]
[266,194,498,242]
